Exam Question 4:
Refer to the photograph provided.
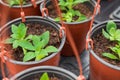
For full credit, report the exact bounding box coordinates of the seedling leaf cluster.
[55,0,88,22]
[5,23,58,62]
[6,0,26,6]
[102,21,120,61]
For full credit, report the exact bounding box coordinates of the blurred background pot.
[0,0,43,20]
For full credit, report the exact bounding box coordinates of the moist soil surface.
[92,33,120,66]
[9,23,61,61]
[47,1,92,22]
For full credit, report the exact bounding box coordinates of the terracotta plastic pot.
[0,0,43,20]
[0,16,65,76]
[87,20,120,80]
[10,66,77,80]
[40,0,97,56]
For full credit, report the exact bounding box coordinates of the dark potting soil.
[10,23,61,61]
[47,2,92,22]
[92,33,120,66]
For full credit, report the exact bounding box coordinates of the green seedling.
[5,23,58,62]
[55,0,88,22]
[40,72,49,80]
[102,43,120,61]
[102,20,120,41]
[6,0,26,6]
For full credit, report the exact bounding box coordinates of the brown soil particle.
[11,23,61,61]
[92,33,120,66]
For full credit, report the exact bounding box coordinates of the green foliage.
[102,21,120,61]
[5,23,58,62]
[55,0,88,22]
[40,72,49,80]
[102,21,120,41]
[6,0,26,6]
[102,43,120,61]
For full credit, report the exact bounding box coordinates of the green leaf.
[35,49,48,61]
[11,24,18,34]
[4,38,15,44]
[40,72,49,80]
[32,35,40,46]
[106,21,117,32]
[102,53,118,60]
[19,40,35,50]
[109,28,116,36]
[11,34,20,39]
[54,17,60,22]
[25,35,33,40]
[45,46,58,53]
[17,23,27,39]
[13,40,19,48]
[40,31,50,48]
[23,52,35,62]
[115,30,120,41]
[102,29,110,39]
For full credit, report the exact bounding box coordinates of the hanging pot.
[40,0,97,56]
[0,16,65,76]
[10,66,77,80]
[87,20,120,80]
[0,0,43,20]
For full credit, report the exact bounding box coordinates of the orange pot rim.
[1,16,66,65]
[40,0,98,24]
[0,0,43,8]
[87,20,120,71]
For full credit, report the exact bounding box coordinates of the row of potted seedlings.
[1,0,120,80]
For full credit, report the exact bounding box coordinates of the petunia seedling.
[55,0,88,22]
[102,20,120,41]
[5,23,58,62]
[102,43,120,61]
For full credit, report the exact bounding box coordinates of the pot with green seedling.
[40,0,97,56]
[87,20,120,80]
[10,66,77,80]
[0,16,65,76]
[0,0,43,20]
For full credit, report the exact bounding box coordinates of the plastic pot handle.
[86,0,101,50]
[31,0,37,8]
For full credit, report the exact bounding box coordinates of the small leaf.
[25,35,33,40]
[35,49,48,61]
[23,52,35,62]
[19,40,35,50]
[40,31,50,48]
[40,72,49,80]
[11,24,18,34]
[4,38,15,44]
[106,21,117,32]
[13,40,19,48]
[102,29,110,39]
[45,46,58,53]
[109,28,116,37]
[11,33,20,39]
[102,53,118,60]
